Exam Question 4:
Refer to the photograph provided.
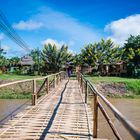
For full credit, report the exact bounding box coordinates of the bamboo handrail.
[0,71,66,106]
[78,72,140,140]
[0,71,64,88]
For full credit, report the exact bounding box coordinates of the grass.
[85,75,140,97]
[0,74,45,99]
[0,90,31,99]
[0,74,40,80]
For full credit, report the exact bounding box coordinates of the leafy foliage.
[0,48,8,67]
[123,35,140,67]
[8,57,20,66]
[42,43,74,72]
[80,39,123,69]
[30,49,42,65]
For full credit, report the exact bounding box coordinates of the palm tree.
[42,43,73,72]
[80,39,122,70]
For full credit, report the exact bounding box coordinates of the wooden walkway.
[0,80,94,140]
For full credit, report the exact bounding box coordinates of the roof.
[20,56,34,66]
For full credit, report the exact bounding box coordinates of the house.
[20,55,34,74]
[99,62,127,76]
[76,63,93,74]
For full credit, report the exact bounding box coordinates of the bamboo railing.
[0,71,66,105]
[77,72,140,140]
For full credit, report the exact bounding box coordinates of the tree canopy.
[41,43,74,72]
[80,39,123,69]
[123,35,140,68]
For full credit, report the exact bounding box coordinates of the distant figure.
[67,67,72,77]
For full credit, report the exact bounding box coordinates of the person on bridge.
[67,67,72,77]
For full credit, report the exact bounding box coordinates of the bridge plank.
[0,80,96,140]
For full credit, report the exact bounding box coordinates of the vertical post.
[54,75,56,88]
[80,75,82,87]
[56,74,58,85]
[81,75,83,93]
[93,94,98,138]
[76,72,78,81]
[64,71,66,79]
[57,74,59,84]
[32,79,37,105]
[60,73,61,81]
[58,74,60,83]
[46,77,49,94]
[85,80,88,103]
[77,72,79,82]
[78,73,80,83]
[62,72,64,80]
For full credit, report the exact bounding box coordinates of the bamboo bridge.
[0,72,140,140]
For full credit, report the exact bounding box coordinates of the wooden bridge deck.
[0,80,95,140]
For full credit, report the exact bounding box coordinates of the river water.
[0,99,30,126]
[0,98,139,139]
[88,98,140,140]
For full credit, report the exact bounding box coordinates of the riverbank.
[0,74,44,99]
[0,91,31,99]
[86,76,140,98]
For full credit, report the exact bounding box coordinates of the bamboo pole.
[85,80,88,104]
[46,78,49,94]
[98,102,122,140]
[32,79,37,106]
[80,75,83,93]
[54,75,56,88]
[60,73,61,81]
[93,94,98,138]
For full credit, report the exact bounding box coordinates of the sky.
[0,0,140,57]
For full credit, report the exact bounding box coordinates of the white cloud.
[41,38,76,54]
[30,7,101,44]
[13,20,43,30]
[41,38,66,48]
[13,7,101,43]
[0,33,4,40]
[105,14,140,45]
[11,7,102,53]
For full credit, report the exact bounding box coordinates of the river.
[0,99,30,127]
[88,98,140,140]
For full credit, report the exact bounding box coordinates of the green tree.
[29,48,42,74]
[122,35,140,76]
[97,39,122,65]
[9,57,20,66]
[80,39,122,70]
[42,43,73,72]
[123,35,140,66]
[0,48,7,66]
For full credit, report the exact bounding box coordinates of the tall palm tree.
[42,43,73,72]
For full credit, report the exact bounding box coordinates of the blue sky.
[0,0,140,57]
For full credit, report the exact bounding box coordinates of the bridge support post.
[60,73,61,82]
[93,94,98,138]
[81,75,83,93]
[56,74,59,85]
[32,80,37,106]
[56,75,58,85]
[85,81,88,103]
[57,74,59,84]
[54,75,56,88]
[77,72,79,82]
[46,78,49,94]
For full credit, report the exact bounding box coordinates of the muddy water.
[0,99,30,126]
[88,98,140,140]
